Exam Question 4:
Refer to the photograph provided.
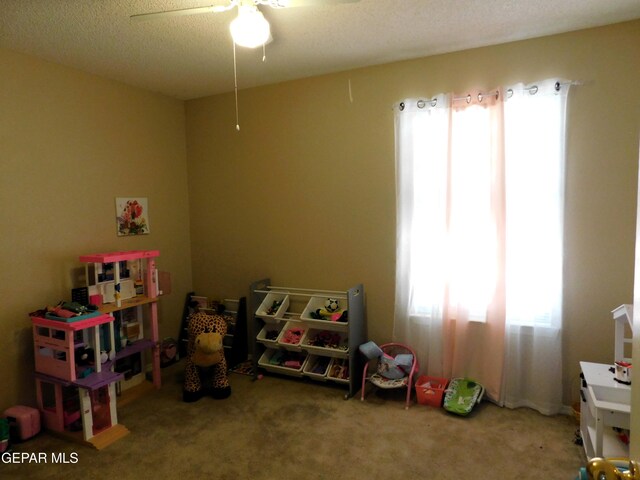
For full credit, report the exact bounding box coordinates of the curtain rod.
[453,90,499,103]
[405,81,578,110]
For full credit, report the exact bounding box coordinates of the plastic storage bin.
[303,355,331,381]
[415,376,449,407]
[256,322,285,347]
[258,348,307,377]
[301,328,349,358]
[301,296,348,325]
[327,358,350,384]
[256,292,289,319]
[277,321,306,351]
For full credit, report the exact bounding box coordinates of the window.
[503,84,566,328]
[394,79,570,413]
[396,79,569,328]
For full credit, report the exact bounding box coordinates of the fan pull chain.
[232,41,267,131]
[233,41,240,131]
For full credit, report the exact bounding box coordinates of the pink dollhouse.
[32,312,128,449]
[31,249,164,449]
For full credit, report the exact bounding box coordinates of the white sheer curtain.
[393,94,450,378]
[501,79,569,414]
[393,79,570,414]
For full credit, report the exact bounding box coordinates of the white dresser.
[579,304,633,459]
[580,361,631,459]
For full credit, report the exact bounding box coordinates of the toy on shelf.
[260,349,307,372]
[183,311,231,402]
[78,250,161,308]
[305,330,348,352]
[328,358,349,381]
[308,298,348,322]
[279,326,305,345]
[44,301,100,321]
[266,300,283,316]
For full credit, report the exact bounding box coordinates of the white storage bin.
[256,322,285,347]
[301,328,349,358]
[327,357,350,384]
[303,355,331,381]
[258,348,307,377]
[277,321,306,351]
[300,295,348,325]
[256,292,290,319]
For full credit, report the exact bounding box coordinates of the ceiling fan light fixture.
[230,6,271,48]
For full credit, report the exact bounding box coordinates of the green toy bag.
[443,378,484,416]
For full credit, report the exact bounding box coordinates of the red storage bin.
[415,376,449,407]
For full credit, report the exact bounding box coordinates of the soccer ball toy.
[325,298,339,312]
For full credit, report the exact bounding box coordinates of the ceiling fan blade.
[130,4,233,22]
[266,0,359,7]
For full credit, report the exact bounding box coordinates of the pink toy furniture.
[31,312,128,449]
[360,342,419,409]
[30,249,165,449]
[79,250,162,390]
[32,313,114,382]
[3,406,40,441]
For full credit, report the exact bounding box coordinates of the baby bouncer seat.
[359,342,419,409]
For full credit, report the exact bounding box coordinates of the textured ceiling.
[1,0,640,100]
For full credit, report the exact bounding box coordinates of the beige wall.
[186,20,640,405]
[1,20,638,411]
[0,49,192,408]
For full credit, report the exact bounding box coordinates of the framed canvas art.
[115,197,150,236]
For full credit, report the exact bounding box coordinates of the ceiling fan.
[131,0,358,131]
[131,0,359,48]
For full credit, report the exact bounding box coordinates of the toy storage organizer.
[249,279,366,399]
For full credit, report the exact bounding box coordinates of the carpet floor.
[4,360,586,479]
